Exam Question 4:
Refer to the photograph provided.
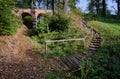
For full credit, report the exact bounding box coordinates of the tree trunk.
[46,0,49,9]
[96,0,100,14]
[63,0,68,15]
[52,0,55,14]
[102,0,106,16]
[117,0,120,16]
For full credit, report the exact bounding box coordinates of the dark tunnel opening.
[22,13,33,29]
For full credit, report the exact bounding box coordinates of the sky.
[77,0,117,14]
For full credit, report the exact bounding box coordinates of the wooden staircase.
[56,20,102,72]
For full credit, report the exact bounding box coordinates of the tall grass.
[79,18,120,79]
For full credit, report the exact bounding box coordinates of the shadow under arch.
[37,13,44,22]
[21,12,33,29]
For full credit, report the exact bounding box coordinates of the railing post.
[83,38,86,49]
[45,42,48,54]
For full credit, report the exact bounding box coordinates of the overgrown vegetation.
[0,0,21,35]
[1,0,120,78]
[77,15,120,79]
[49,14,71,32]
[28,13,87,57]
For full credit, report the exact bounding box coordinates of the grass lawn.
[81,17,120,79]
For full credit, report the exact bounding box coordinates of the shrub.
[0,13,21,35]
[48,14,72,32]
[0,0,21,35]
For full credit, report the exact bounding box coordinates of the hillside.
[0,25,40,63]
[0,12,120,79]
[85,18,120,79]
[0,25,47,78]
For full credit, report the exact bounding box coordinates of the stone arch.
[37,13,44,19]
[21,12,33,29]
[37,13,45,23]
[21,12,32,19]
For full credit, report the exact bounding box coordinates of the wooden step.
[94,36,102,39]
[68,56,80,66]
[88,47,98,51]
[65,57,78,67]
[66,57,80,70]
[89,45,99,48]
[90,43,100,46]
[92,38,101,41]
[91,40,100,43]
[61,58,73,69]
[58,60,69,69]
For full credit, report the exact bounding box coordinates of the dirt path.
[0,25,45,79]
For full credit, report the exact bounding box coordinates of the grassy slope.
[0,25,40,63]
[86,17,120,79]
[88,19,120,54]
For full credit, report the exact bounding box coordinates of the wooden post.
[45,42,48,54]
[62,41,64,51]
[83,39,86,49]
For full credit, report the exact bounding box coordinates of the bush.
[48,14,72,32]
[0,0,21,36]
[0,13,21,35]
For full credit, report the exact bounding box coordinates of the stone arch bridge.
[12,9,52,28]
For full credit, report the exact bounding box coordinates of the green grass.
[79,17,120,79]
[88,20,120,53]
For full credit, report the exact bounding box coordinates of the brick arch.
[21,12,32,19]
[21,12,33,29]
[12,9,52,28]
[37,13,44,19]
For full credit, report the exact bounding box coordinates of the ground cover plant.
[77,15,120,79]
[0,0,21,35]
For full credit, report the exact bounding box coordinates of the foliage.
[78,17,120,79]
[28,14,86,57]
[48,14,72,32]
[47,40,84,57]
[0,0,21,35]
[45,69,75,79]
[16,0,31,8]
[68,0,80,10]
[71,8,84,17]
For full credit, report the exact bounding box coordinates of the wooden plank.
[64,57,76,67]
[73,55,82,62]
[89,45,99,48]
[90,43,100,46]
[74,54,83,59]
[59,60,69,70]
[66,56,78,67]
[46,38,85,43]
[61,58,73,69]
[69,56,80,66]
[65,58,79,71]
